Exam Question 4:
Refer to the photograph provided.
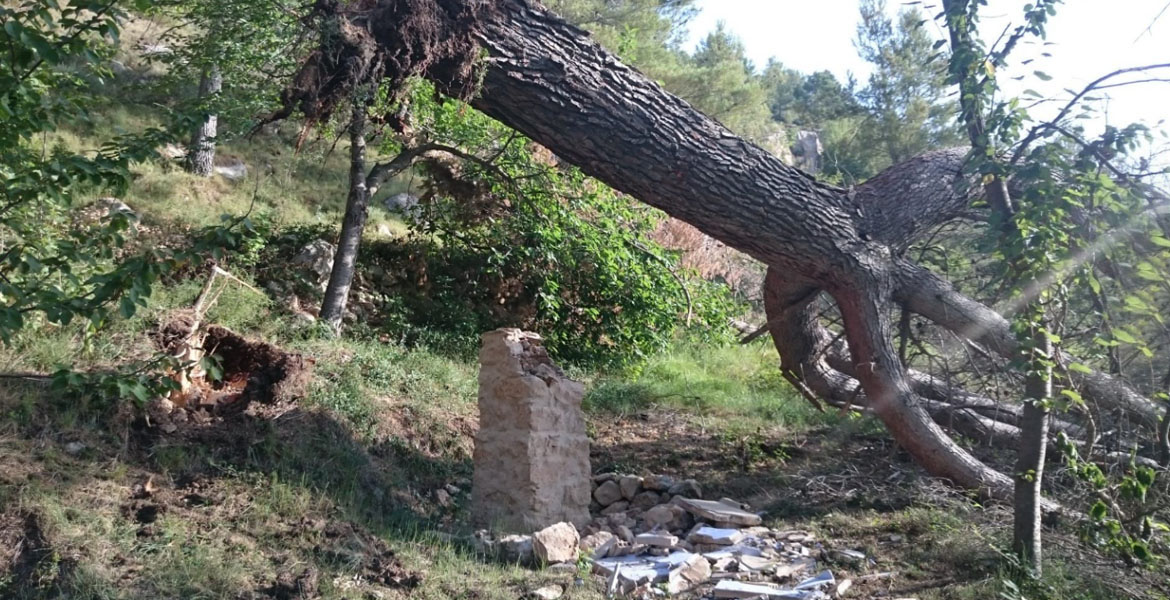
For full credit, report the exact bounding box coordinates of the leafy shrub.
[362,85,743,368]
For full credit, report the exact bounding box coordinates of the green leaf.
[1090,500,1108,520]
[1112,330,1139,344]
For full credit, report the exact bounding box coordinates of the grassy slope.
[2,71,1165,600]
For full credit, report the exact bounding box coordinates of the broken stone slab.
[633,532,678,548]
[835,579,852,597]
[713,580,824,599]
[688,526,746,546]
[711,556,736,572]
[594,550,702,591]
[593,555,666,591]
[828,549,866,566]
[677,498,762,527]
[773,557,817,580]
[608,541,634,556]
[666,553,712,594]
[581,531,617,559]
[794,570,835,591]
[533,522,579,564]
[703,544,765,561]
[738,555,779,571]
[594,480,623,506]
[720,497,751,510]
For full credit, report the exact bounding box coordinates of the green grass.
[585,340,826,431]
[49,97,414,239]
[5,35,1162,599]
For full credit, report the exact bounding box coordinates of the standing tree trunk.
[320,97,370,331]
[1013,332,1052,571]
[941,0,1051,572]
[282,0,1163,510]
[187,64,222,177]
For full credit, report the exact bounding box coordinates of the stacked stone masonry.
[471,329,591,532]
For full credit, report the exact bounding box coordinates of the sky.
[684,1,1170,137]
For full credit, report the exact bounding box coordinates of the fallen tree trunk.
[287,0,1162,508]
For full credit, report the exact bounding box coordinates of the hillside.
[4,1,1170,599]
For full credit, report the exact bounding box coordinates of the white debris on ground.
[476,472,870,599]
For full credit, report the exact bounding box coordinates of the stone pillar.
[471,329,591,532]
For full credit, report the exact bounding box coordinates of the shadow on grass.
[0,381,488,599]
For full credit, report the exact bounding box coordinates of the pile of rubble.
[477,472,866,599]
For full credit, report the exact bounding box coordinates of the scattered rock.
[631,490,660,510]
[97,197,135,219]
[498,534,534,563]
[383,192,419,215]
[600,500,630,515]
[214,157,248,181]
[530,585,563,600]
[594,480,623,506]
[616,525,635,544]
[642,474,675,492]
[828,549,866,566]
[581,531,617,559]
[292,239,337,292]
[138,42,172,57]
[667,479,703,499]
[792,130,823,174]
[773,557,817,580]
[434,488,452,508]
[835,579,853,597]
[64,441,87,455]
[642,505,675,530]
[532,522,579,564]
[619,475,643,500]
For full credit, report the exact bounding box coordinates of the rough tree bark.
[320,98,371,331]
[291,0,1163,509]
[186,64,222,177]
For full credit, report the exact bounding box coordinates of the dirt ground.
[2,380,1168,599]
